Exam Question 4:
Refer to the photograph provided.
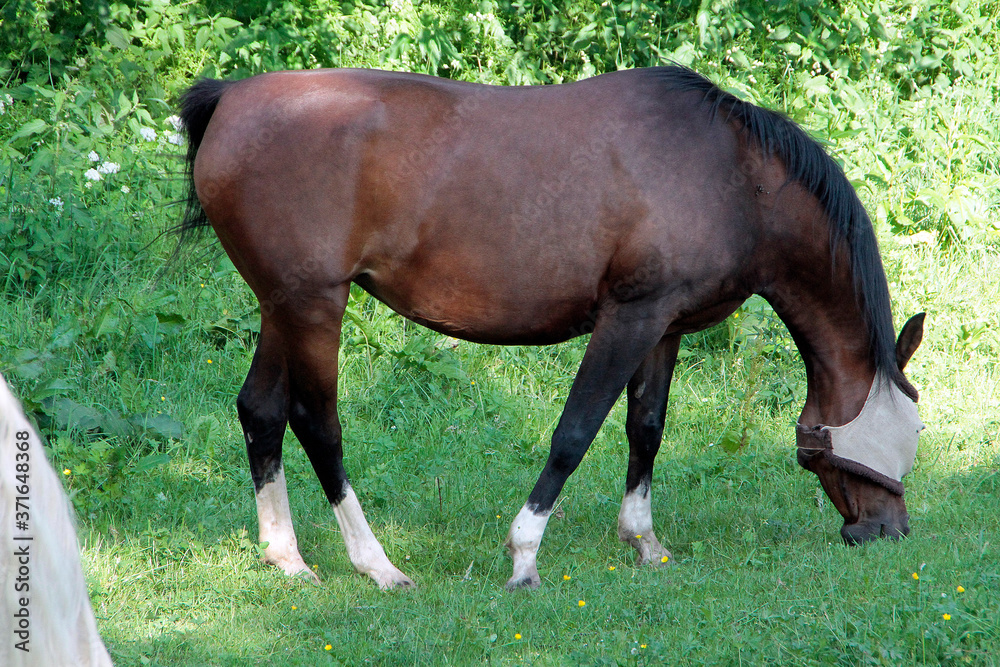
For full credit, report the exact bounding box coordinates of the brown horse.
[178,66,925,590]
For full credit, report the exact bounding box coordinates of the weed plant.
[2,0,999,664]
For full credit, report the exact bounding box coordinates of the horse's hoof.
[295,567,322,584]
[505,574,541,591]
[650,552,673,567]
[269,556,321,584]
[621,531,672,567]
[371,568,416,590]
[635,549,673,567]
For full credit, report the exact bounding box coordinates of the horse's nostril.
[882,523,909,540]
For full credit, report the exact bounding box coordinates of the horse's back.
[194,68,762,343]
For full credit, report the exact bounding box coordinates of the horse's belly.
[354,270,599,345]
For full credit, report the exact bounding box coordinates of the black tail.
[178,78,234,237]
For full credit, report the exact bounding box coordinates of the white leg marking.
[332,486,414,590]
[256,466,318,582]
[505,504,551,590]
[617,485,672,566]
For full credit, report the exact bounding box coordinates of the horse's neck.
[761,248,876,428]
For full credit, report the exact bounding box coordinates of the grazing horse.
[0,374,114,665]
[178,66,925,590]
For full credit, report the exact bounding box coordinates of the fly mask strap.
[796,372,924,496]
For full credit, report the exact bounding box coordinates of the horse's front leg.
[506,301,677,589]
[618,334,680,566]
[283,289,413,590]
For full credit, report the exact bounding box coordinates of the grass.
[76,345,999,667]
[19,233,994,665]
[3,0,1000,663]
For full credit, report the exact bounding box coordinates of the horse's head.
[797,441,912,543]
[797,313,926,544]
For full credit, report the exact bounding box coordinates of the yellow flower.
[635,534,642,539]
[660,555,669,563]
[640,644,647,649]
[563,574,571,581]
[608,566,616,571]
[942,614,951,621]
[62,469,71,475]
[291,605,297,610]
[325,644,332,651]
[200,283,205,288]
[577,600,586,607]
[206,359,213,364]
[514,633,522,640]
[957,585,965,593]
[912,572,919,580]
[496,514,501,519]
[160,396,165,401]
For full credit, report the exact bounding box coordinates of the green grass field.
[57,242,999,665]
[3,0,1000,664]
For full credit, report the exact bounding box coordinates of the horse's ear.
[895,313,926,371]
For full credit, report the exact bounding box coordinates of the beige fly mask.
[797,372,924,495]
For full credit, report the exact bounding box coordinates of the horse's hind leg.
[618,334,680,566]
[283,289,413,590]
[506,301,676,589]
[238,320,317,581]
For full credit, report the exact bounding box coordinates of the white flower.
[84,168,102,181]
[121,185,130,194]
[140,127,157,141]
[48,197,64,210]
[165,114,183,130]
[167,133,184,146]
[97,161,120,175]
[88,151,100,162]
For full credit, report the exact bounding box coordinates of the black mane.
[645,66,905,394]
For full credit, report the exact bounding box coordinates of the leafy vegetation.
[2,0,999,664]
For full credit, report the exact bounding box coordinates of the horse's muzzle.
[841,515,910,545]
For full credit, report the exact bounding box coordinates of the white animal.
[0,373,113,666]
